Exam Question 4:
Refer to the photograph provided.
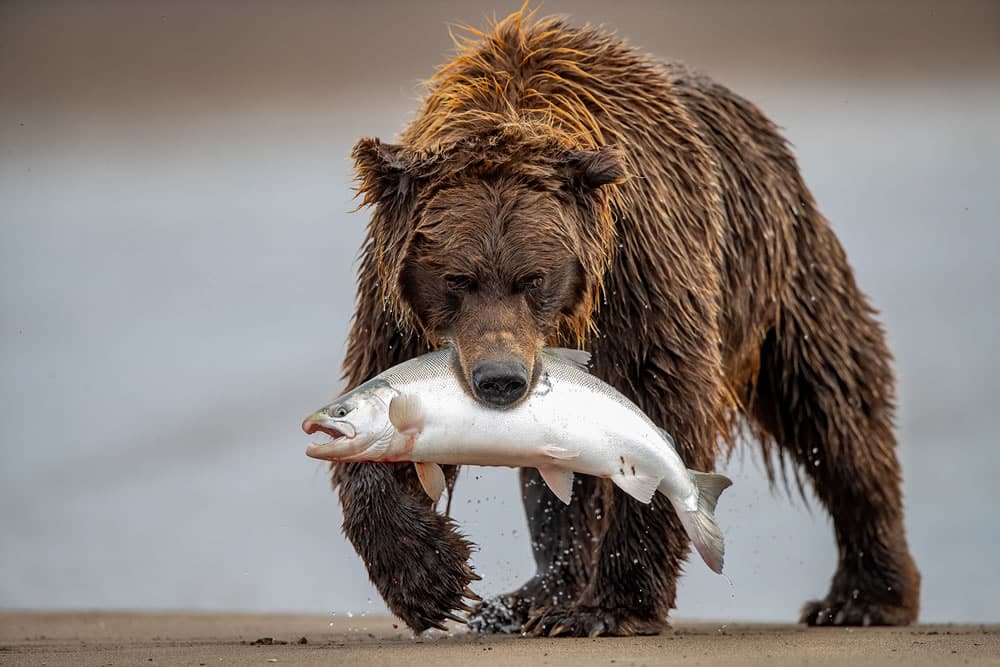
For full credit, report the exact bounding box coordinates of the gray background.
[2,1,998,624]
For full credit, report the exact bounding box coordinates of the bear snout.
[471,359,529,406]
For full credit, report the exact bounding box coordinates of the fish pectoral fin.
[542,444,580,460]
[543,347,591,372]
[388,393,424,436]
[414,462,446,503]
[611,471,661,504]
[537,465,575,505]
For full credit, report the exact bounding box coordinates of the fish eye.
[333,406,349,418]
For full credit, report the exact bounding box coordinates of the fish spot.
[619,456,625,464]
[631,465,636,476]
[619,467,625,476]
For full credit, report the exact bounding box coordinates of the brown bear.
[331,8,920,636]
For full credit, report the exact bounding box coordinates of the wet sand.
[1,613,997,666]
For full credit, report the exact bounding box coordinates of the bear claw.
[800,597,915,627]
[524,606,666,638]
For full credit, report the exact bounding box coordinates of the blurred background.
[2,0,998,625]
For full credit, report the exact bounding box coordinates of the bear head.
[351,121,625,407]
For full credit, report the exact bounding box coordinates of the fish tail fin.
[675,471,732,574]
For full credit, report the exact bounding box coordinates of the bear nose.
[472,360,529,406]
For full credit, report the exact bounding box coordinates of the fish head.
[301,381,396,461]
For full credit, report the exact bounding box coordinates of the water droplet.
[811,447,818,454]
[347,611,354,618]
[813,460,820,467]
[852,589,860,599]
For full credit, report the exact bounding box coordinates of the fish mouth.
[302,415,357,460]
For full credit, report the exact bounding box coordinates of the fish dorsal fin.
[537,465,575,504]
[657,427,677,450]
[388,393,424,436]
[414,462,446,503]
[544,347,591,371]
[611,469,661,504]
[542,444,580,460]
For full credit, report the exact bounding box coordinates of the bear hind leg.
[750,257,920,626]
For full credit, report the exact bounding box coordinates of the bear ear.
[563,146,627,191]
[351,137,422,204]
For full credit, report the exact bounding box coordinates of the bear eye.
[444,274,475,293]
[523,274,545,291]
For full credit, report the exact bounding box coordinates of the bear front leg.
[332,263,483,633]
[522,488,687,637]
[334,460,480,633]
[470,469,601,633]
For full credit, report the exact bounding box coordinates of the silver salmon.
[302,348,732,573]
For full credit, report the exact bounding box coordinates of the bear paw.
[802,553,920,627]
[522,606,667,638]
[800,596,917,627]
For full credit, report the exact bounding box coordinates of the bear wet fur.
[331,9,920,635]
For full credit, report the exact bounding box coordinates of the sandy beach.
[1,613,997,666]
